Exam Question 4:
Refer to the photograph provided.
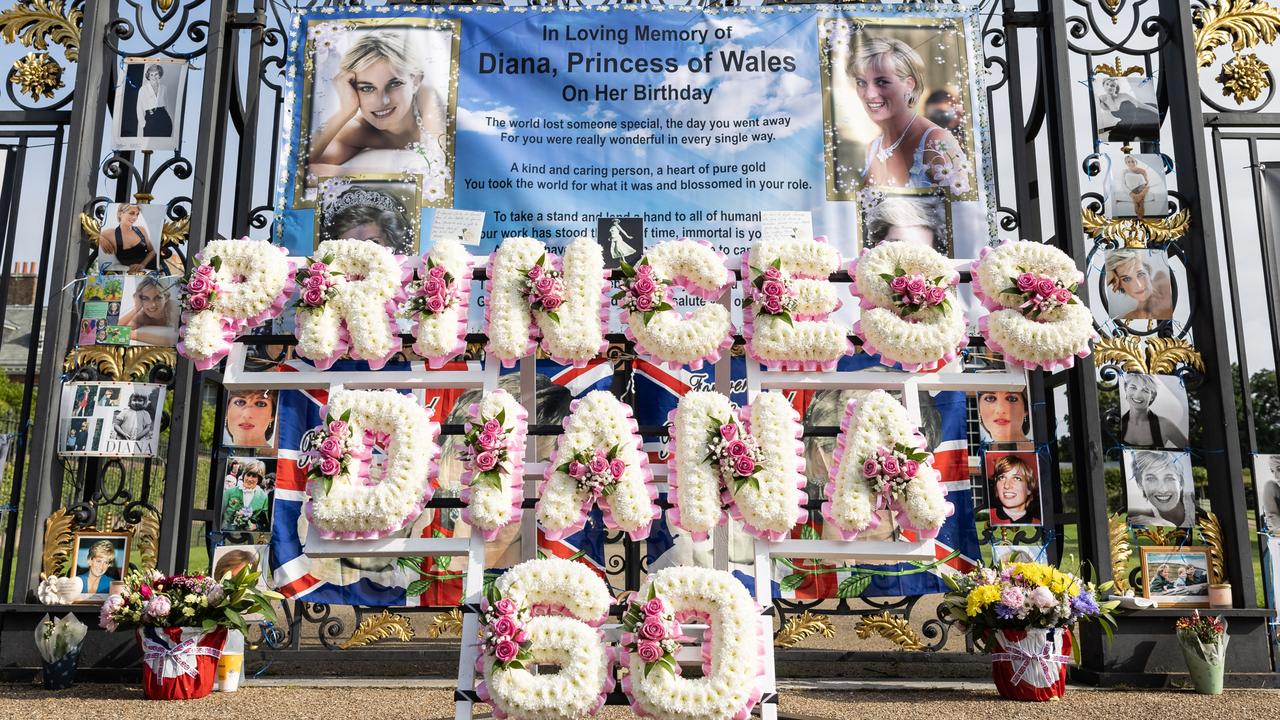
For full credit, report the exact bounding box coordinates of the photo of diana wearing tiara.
[315,175,421,255]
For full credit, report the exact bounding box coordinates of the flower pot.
[137,626,227,700]
[1209,584,1232,609]
[1180,642,1225,695]
[990,627,1072,701]
[41,650,79,691]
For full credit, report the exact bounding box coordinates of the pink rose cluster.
[888,272,948,311]
[1013,271,1075,318]
[753,264,797,316]
[622,594,681,668]
[182,262,220,313]
[412,262,457,316]
[565,446,626,498]
[309,419,351,481]
[861,443,928,500]
[482,595,531,666]
[296,260,337,308]
[620,262,668,315]
[710,420,763,491]
[522,259,566,314]
[465,415,510,487]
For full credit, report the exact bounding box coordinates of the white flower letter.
[485,236,607,367]
[461,389,528,541]
[825,390,953,539]
[295,239,407,370]
[178,239,294,371]
[537,390,658,541]
[410,237,473,368]
[971,240,1097,371]
[742,236,850,371]
[304,389,440,540]
[668,391,805,541]
[479,558,613,720]
[621,566,764,720]
[624,240,734,370]
[849,241,968,372]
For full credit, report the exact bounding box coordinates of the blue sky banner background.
[276,4,994,264]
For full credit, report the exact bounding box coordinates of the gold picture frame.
[313,172,424,254]
[66,530,132,604]
[1139,545,1215,608]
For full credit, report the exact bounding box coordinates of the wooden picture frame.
[1139,545,1215,607]
[66,531,132,603]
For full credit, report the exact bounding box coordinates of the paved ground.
[1,682,1276,720]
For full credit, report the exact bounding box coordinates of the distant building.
[1,262,42,383]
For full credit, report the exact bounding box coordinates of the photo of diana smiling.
[1124,449,1196,529]
[984,451,1042,526]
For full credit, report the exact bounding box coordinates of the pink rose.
[318,437,343,458]
[719,423,738,442]
[636,264,654,277]
[186,276,210,294]
[642,597,665,616]
[495,598,518,616]
[862,458,880,478]
[426,295,446,313]
[478,431,500,450]
[328,420,349,437]
[906,277,926,295]
[761,280,785,298]
[195,264,215,277]
[889,276,908,293]
[318,456,341,476]
[725,440,748,458]
[903,459,920,477]
[534,275,556,295]
[632,276,656,295]
[764,297,783,314]
[1016,273,1036,292]
[640,618,666,641]
[763,266,782,280]
[926,286,946,305]
[304,274,326,290]
[540,295,562,311]
[634,294,654,311]
[734,455,756,476]
[1054,288,1073,304]
[882,456,901,476]
[187,294,210,311]
[491,617,516,637]
[429,265,447,279]
[302,287,325,306]
[309,262,327,274]
[513,628,528,643]
[494,638,519,663]
[139,584,153,600]
[610,459,626,478]
[144,595,172,618]
[637,640,663,663]
[588,456,609,475]
[1035,278,1057,297]
[483,419,502,435]
[527,264,543,280]
[422,279,443,295]
[475,451,498,471]
[568,461,586,478]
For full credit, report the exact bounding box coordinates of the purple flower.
[494,638,519,662]
[637,640,663,663]
[1070,591,1099,617]
[302,287,326,306]
[862,458,880,478]
[304,274,327,290]
[475,451,498,472]
[719,423,738,442]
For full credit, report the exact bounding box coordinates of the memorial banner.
[276,4,993,263]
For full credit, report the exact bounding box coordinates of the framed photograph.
[111,57,188,152]
[975,390,1032,446]
[819,17,978,201]
[67,531,131,602]
[1106,151,1167,220]
[1140,546,1213,607]
[220,456,276,533]
[1254,454,1280,531]
[296,18,460,208]
[1118,373,1189,449]
[1101,248,1174,322]
[58,382,166,458]
[597,216,643,270]
[992,544,1043,566]
[1124,449,1196,528]
[94,204,165,274]
[315,174,421,255]
[81,274,180,347]
[222,389,278,451]
[1093,74,1159,143]
[858,190,953,257]
[983,450,1042,526]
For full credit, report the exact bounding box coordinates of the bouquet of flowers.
[35,613,87,663]
[305,412,359,495]
[862,443,930,504]
[181,258,221,313]
[1004,270,1078,320]
[560,445,625,499]
[943,562,1118,641]
[882,267,950,315]
[406,258,459,317]
[613,259,672,325]
[521,254,566,322]
[99,566,280,635]
[1176,610,1228,666]
[480,589,533,670]
[294,254,339,310]
[462,408,512,490]
[619,586,683,678]
[705,416,763,495]
[744,259,799,323]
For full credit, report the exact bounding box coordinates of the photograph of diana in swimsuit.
[822,21,977,200]
[298,20,458,207]
[96,203,163,274]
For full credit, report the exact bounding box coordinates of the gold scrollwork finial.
[1108,513,1132,594]
[1081,208,1192,247]
[425,608,464,638]
[1095,337,1204,375]
[1218,52,1272,102]
[1133,526,1188,546]
[339,609,416,649]
[853,612,925,651]
[0,0,82,62]
[9,51,62,99]
[773,609,835,648]
[1193,0,1280,103]
[1198,511,1227,582]
[1094,56,1145,77]
[64,346,178,383]
[41,507,76,578]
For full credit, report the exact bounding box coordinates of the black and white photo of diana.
[1093,75,1159,143]
[1118,373,1189,449]
[111,58,188,152]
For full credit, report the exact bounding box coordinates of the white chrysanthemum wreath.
[477,558,614,720]
[742,235,852,371]
[620,566,765,720]
[849,241,967,372]
[294,239,409,370]
[407,237,473,368]
[667,391,805,541]
[178,238,295,370]
[971,240,1097,371]
[460,389,528,541]
[619,239,734,370]
[485,236,608,368]
[303,388,440,540]
[824,390,954,540]
[538,390,659,541]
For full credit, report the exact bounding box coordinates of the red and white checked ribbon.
[142,635,222,679]
[992,640,1069,688]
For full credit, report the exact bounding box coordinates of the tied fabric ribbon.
[992,637,1069,688]
[142,634,222,679]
